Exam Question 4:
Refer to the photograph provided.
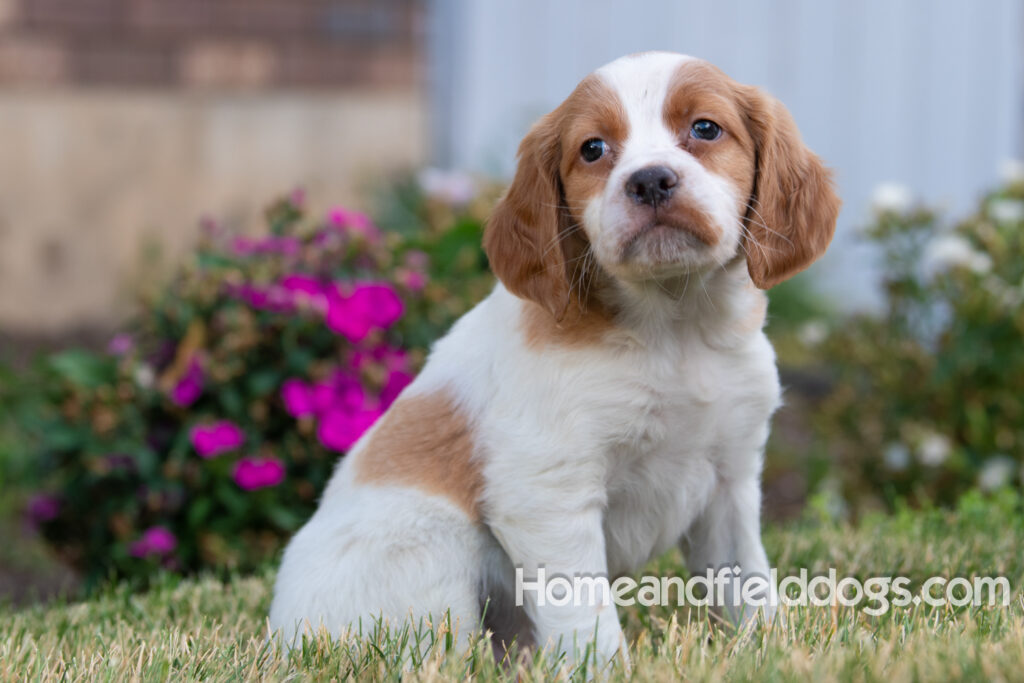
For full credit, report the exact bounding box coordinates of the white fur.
[270,52,782,670]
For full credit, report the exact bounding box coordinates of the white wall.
[429,0,1024,307]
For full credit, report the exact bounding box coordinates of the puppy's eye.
[690,120,722,141]
[580,138,607,162]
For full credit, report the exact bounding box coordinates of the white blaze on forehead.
[585,52,745,273]
[595,52,697,157]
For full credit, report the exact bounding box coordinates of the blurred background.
[1,0,1022,604]
[0,0,425,338]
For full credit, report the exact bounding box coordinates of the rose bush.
[26,175,497,587]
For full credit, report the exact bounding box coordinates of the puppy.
[270,51,840,666]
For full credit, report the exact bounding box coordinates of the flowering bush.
[808,169,1024,512]
[28,180,496,587]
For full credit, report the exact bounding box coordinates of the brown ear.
[741,89,841,289]
[483,113,575,320]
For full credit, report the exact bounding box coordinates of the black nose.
[625,166,678,207]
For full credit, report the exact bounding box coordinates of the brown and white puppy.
[270,51,839,668]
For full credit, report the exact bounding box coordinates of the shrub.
[810,173,1024,511]
[27,177,496,587]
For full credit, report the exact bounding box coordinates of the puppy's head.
[484,51,841,320]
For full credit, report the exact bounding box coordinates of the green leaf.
[187,497,213,528]
[264,504,303,531]
[48,350,115,389]
[246,369,281,398]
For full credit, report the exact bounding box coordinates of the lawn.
[1,493,1022,682]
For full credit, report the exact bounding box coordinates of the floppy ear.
[741,89,841,289]
[483,113,575,320]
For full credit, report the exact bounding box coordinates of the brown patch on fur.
[483,75,628,322]
[559,76,630,210]
[353,391,483,520]
[663,60,758,224]
[738,86,841,288]
[662,60,840,288]
[520,299,617,350]
[620,202,720,256]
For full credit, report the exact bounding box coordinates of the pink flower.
[26,494,60,526]
[325,293,373,342]
[327,207,348,227]
[107,333,135,356]
[283,367,396,451]
[404,250,429,270]
[397,268,428,292]
[230,236,259,255]
[310,381,339,413]
[356,283,404,327]
[130,526,177,558]
[326,207,381,242]
[349,345,414,408]
[279,274,329,312]
[317,407,382,451]
[233,456,286,490]
[281,378,316,417]
[226,283,295,313]
[351,344,411,373]
[380,370,414,408]
[280,274,323,298]
[269,236,301,255]
[325,282,404,342]
[171,357,204,406]
[325,372,366,411]
[284,373,366,418]
[190,421,245,458]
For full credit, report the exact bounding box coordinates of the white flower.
[988,199,1024,225]
[978,456,1016,492]
[917,432,952,466]
[883,443,911,471]
[815,478,849,521]
[417,167,477,205]
[133,364,155,389]
[921,234,992,277]
[871,183,913,214]
[797,320,828,347]
[999,159,1024,185]
[981,275,1023,310]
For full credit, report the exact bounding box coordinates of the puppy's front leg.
[490,505,626,670]
[682,473,777,625]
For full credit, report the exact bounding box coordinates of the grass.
[1,492,1023,682]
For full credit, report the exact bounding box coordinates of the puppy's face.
[561,53,755,281]
[485,52,841,320]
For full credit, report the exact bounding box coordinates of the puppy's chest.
[600,341,758,455]
[597,341,777,572]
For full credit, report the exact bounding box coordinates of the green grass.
[2,492,1023,682]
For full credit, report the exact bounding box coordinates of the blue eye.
[580,138,607,162]
[691,120,722,141]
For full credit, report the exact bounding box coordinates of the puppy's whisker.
[743,203,793,247]
[739,224,786,259]
[538,223,585,260]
